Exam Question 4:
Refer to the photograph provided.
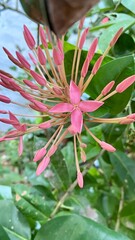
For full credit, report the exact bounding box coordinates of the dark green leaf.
[0,225,10,240]
[87,55,134,114]
[34,214,130,240]
[0,200,31,240]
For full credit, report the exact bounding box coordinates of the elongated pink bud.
[92,56,103,75]
[119,118,134,124]
[110,28,123,47]
[100,141,116,152]
[127,113,135,120]
[23,25,35,49]
[0,95,11,103]
[16,51,31,70]
[116,75,135,93]
[29,53,37,65]
[81,149,86,162]
[101,81,115,96]
[79,17,85,30]
[33,147,46,162]
[30,70,47,86]
[0,118,18,125]
[9,111,19,123]
[80,143,87,148]
[3,47,23,68]
[18,136,23,156]
[20,91,34,102]
[81,57,89,78]
[0,110,8,114]
[32,100,48,112]
[53,86,63,95]
[77,172,84,188]
[53,48,63,66]
[57,39,64,59]
[78,28,89,49]
[36,156,50,176]
[23,79,39,90]
[39,26,48,48]
[0,70,13,78]
[87,38,98,61]
[39,121,51,129]
[37,47,46,65]
[29,103,44,112]
[48,145,57,157]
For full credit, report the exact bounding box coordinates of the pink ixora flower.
[0,20,135,188]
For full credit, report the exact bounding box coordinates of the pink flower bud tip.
[39,26,48,48]
[0,95,11,103]
[79,28,89,49]
[48,145,57,157]
[37,47,46,65]
[100,141,116,152]
[30,70,47,86]
[101,81,115,96]
[77,172,84,188]
[23,25,35,50]
[79,17,85,30]
[119,119,134,124]
[127,114,135,120]
[81,58,89,78]
[110,28,123,47]
[16,51,31,70]
[101,17,109,24]
[36,157,50,176]
[116,75,135,93]
[39,121,51,129]
[53,48,63,66]
[33,147,46,162]
[92,56,103,75]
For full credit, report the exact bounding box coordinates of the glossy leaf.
[0,200,31,240]
[87,55,134,114]
[121,0,135,14]
[34,214,130,240]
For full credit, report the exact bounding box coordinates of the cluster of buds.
[0,20,135,188]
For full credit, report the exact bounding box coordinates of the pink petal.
[30,70,47,86]
[29,53,37,65]
[79,100,104,112]
[91,56,103,75]
[53,86,63,95]
[100,141,116,152]
[116,75,135,93]
[78,28,89,49]
[49,103,73,113]
[68,125,78,135]
[36,157,50,176]
[110,28,123,47]
[33,147,46,162]
[71,109,83,133]
[81,58,89,78]
[18,136,23,156]
[70,81,81,104]
[77,172,84,188]
[87,38,98,61]
[23,25,35,50]
[39,26,48,48]
[101,81,115,96]
[101,17,109,24]
[37,46,46,65]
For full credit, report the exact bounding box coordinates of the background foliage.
[0,0,135,239]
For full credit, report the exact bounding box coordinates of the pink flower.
[49,81,104,133]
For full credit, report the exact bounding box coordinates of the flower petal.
[49,103,73,113]
[79,100,104,112]
[71,109,83,133]
[70,81,81,104]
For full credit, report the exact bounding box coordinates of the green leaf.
[0,185,12,199]
[34,214,130,240]
[0,200,31,240]
[87,55,134,114]
[0,225,10,240]
[12,184,55,223]
[99,13,135,52]
[109,151,135,194]
[121,200,135,230]
[121,0,135,14]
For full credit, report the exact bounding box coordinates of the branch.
[50,150,104,218]
[0,3,26,16]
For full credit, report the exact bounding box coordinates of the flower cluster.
[0,20,135,188]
